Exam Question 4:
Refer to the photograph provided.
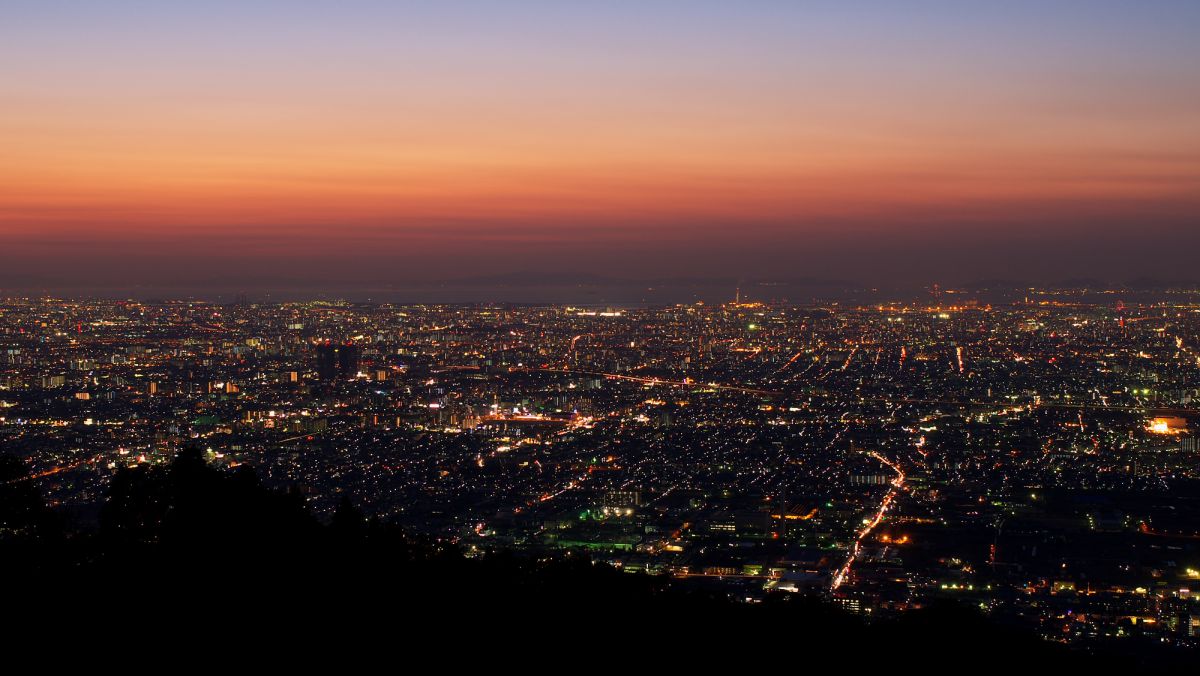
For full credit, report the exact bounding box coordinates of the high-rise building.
[316,342,360,380]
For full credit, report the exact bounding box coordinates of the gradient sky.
[3,1,1200,296]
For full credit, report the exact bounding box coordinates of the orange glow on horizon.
[4,2,1200,286]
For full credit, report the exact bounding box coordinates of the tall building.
[316,342,360,380]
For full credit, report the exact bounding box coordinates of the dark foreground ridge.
[0,450,1187,670]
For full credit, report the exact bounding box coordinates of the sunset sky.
[3,1,1199,296]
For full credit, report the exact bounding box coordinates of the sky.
[3,1,1199,298]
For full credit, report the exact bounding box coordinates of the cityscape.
[4,0,1200,664]
[3,287,1200,657]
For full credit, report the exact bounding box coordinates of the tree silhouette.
[0,454,60,541]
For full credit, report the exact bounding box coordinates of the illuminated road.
[4,454,105,484]
[831,450,905,591]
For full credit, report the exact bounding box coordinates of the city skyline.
[6,3,1200,658]
[4,1,1200,295]
[4,293,1200,661]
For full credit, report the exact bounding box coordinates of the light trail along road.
[831,450,905,591]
